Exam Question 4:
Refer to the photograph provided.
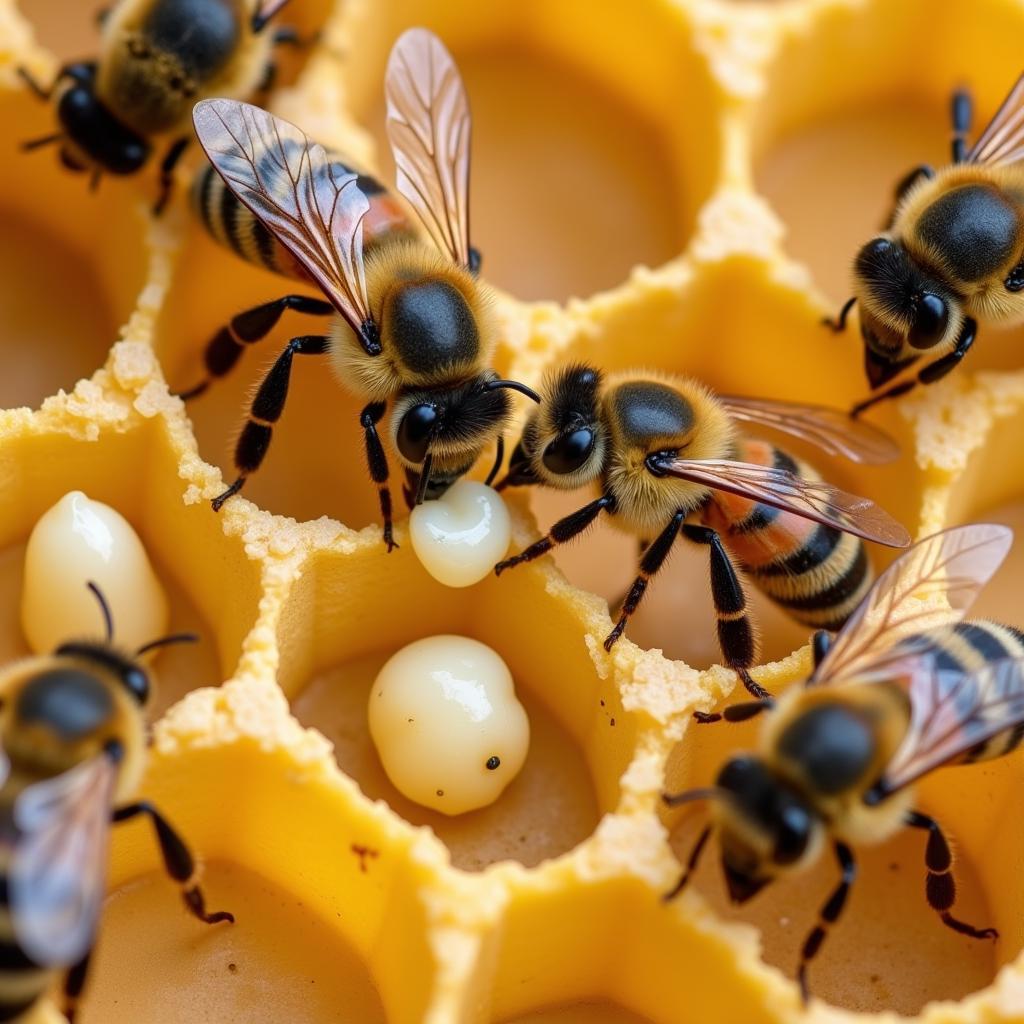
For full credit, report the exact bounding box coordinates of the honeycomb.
[3,0,1024,1021]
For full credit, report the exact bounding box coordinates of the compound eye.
[396,403,438,464]
[542,429,595,474]
[908,292,949,349]
[122,667,149,705]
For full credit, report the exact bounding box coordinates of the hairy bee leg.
[153,135,189,216]
[681,524,762,675]
[494,494,616,575]
[62,950,93,1024]
[360,402,397,553]
[178,295,334,401]
[212,334,330,512]
[662,824,712,903]
[906,811,998,940]
[797,841,856,1005]
[113,801,234,925]
[951,88,972,163]
[852,317,978,418]
[823,296,856,333]
[693,698,775,726]
[604,512,686,651]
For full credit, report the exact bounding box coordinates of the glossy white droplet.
[409,480,511,588]
[21,491,169,654]
[368,635,530,815]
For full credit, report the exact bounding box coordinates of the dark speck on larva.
[486,755,501,770]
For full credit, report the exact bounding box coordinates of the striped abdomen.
[903,620,1024,765]
[702,438,871,630]
[192,157,413,279]
[0,801,54,1024]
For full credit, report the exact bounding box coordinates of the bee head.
[713,754,820,903]
[54,68,150,176]
[500,364,606,492]
[853,237,961,386]
[393,374,540,503]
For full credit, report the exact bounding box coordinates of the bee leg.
[905,811,998,940]
[212,334,330,512]
[797,841,856,1005]
[680,525,768,702]
[608,538,651,615]
[823,296,856,333]
[360,402,398,552]
[113,801,235,925]
[849,380,917,419]
[61,950,93,1024]
[694,698,775,726]
[951,88,972,163]
[152,135,189,217]
[604,513,685,651]
[662,824,712,903]
[177,295,334,401]
[916,317,977,386]
[494,494,616,575]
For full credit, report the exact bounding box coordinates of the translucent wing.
[874,656,1024,798]
[10,755,116,968]
[192,99,377,351]
[967,73,1024,166]
[254,0,292,21]
[815,524,1013,684]
[385,28,472,267]
[653,456,911,547]
[718,395,900,465]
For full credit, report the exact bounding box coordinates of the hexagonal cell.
[752,0,1024,372]
[339,0,721,302]
[286,538,632,870]
[663,693,1022,1015]
[75,704,446,1024]
[0,83,149,410]
[0,411,262,716]
[505,266,920,668]
[82,860,386,1024]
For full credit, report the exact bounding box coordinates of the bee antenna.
[21,132,64,152]
[661,787,723,808]
[484,435,505,487]
[483,379,541,404]
[135,632,200,657]
[85,581,114,643]
[413,450,434,506]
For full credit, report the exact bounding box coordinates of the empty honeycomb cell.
[286,532,636,870]
[338,0,720,303]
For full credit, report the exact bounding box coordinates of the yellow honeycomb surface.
[2,0,1024,1022]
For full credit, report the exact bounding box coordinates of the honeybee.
[185,28,539,549]
[495,365,909,694]
[18,0,297,213]
[829,74,1024,417]
[0,582,232,1023]
[663,523,1024,1002]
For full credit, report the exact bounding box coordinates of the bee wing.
[385,28,472,268]
[967,73,1024,166]
[717,396,901,465]
[814,524,1013,684]
[874,655,1024,798]
[254,0,293,20]
[192,99,376,348]
[655,457,911,546]
[9,755,116,968]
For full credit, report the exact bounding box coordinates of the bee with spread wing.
[186,28,539,547]
[663,524,1023,1002]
